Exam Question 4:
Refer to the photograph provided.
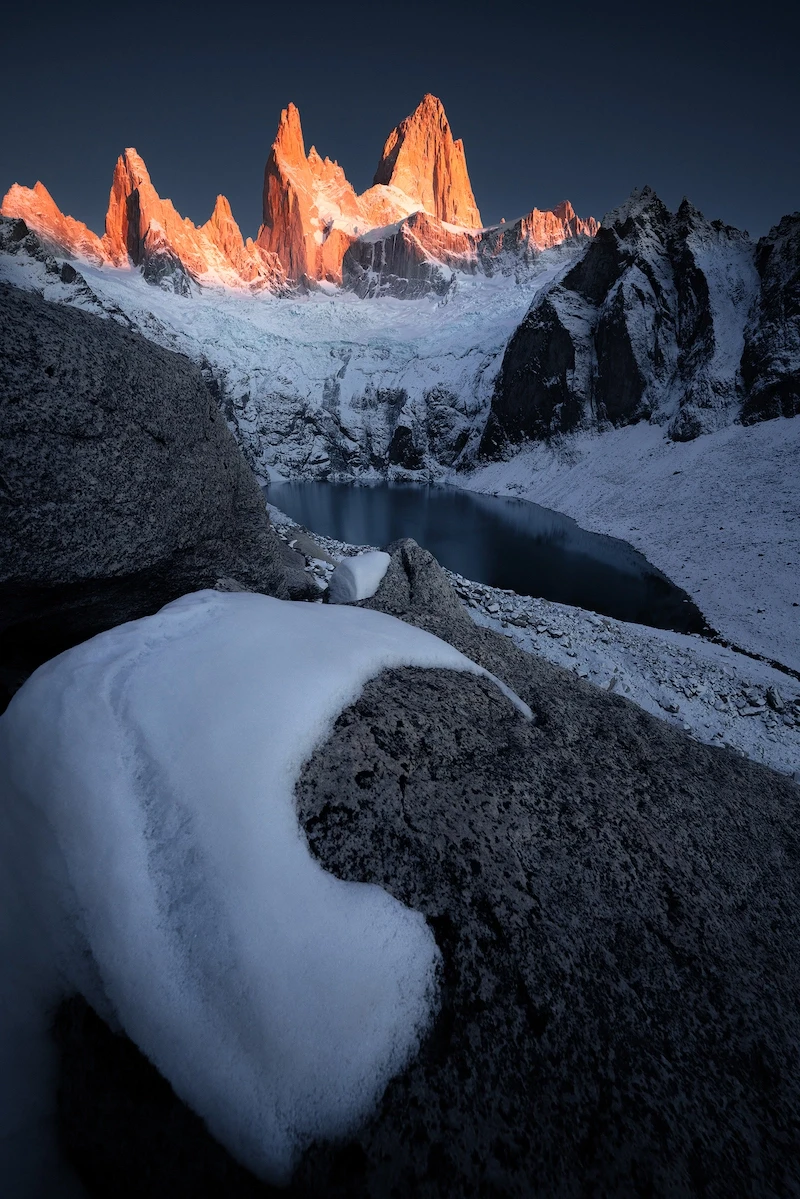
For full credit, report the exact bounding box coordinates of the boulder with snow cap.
[327,551,392,604]
[38,540,800,1197]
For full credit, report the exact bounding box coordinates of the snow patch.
[0,590,530,1190]
[328,550,391,603]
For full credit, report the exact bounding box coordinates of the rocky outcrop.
[343,211,481,298]
[256,96,486,288]
[255,102,395,287]
[741,212,800,422]
[0,180,107,265]
[2,151,287,294]
[343,203,599,300]
[484,187,761,448]
[51,539,800,1197]
[373,93,481,228]
[0,282,314,710]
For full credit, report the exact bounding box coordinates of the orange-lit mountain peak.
[1,98,598,292]
[272,102,307,167]
[373,93,481,229]
[0,179,107,264]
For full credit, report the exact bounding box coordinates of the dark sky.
[2,0,797,241]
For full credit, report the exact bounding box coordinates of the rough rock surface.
[292,539,800,1197]
[0,282,314,708]
[484,187,761,447]
[343,204,599,300]
[741,212,800,422]
[53,540,800,1198]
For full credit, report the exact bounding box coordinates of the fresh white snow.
[0,240,579,481]
[0,590,530,1193]
[271,514,799,780]
[328,550,391,603]
[455,419,800,674]
[2,234,797,680]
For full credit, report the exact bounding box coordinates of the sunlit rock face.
[1,153,286,294]
[0,181,107,265]
[373,93,482,229]
[343,202,600,300]
[0,94,599,294]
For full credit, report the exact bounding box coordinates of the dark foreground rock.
[54,541,800,1198]
[0,283,314,709]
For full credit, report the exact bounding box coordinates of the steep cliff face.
[255,102,413,286]
[741,212,800,423]
[343,202,599,300]
[256,96,488,287]
[2,152,286,294]
[1,95,598,294]
[373,93,481,228]
[484,187,761,448]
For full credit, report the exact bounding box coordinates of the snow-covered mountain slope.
[2,214,797,672]
[484,187,763,448]
[0,217,583,478]
[459,420,800,673]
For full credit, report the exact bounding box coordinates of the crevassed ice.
[0,590,530,1188]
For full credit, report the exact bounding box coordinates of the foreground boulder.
[0,283,313,708]
[294,541,800,1196]
[53,541,800,1198]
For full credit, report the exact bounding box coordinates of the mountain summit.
[1,96,597,292]
[374,94,481,228]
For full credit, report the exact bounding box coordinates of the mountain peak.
[373,94,481,228]
[273,103,306,168]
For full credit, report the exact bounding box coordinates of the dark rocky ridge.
[52,541,800,1198]
[0,282,315,710]
[741,211,800,422]
[484,188,800,452]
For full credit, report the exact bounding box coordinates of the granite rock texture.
[292,539,800,1198]
[0,283,314,707]
[52,540,800,1198]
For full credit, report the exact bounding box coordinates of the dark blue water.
[267,481,709,634]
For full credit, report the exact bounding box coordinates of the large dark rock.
[292,539,800,1197]
[741,212,800,423]
[50,539,800,1197]
[485,189,761,449]
[0,283,314,708]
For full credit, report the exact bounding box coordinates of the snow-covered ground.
[455,420,800,674]
[269,507,800,781]
[3,234,797,689]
